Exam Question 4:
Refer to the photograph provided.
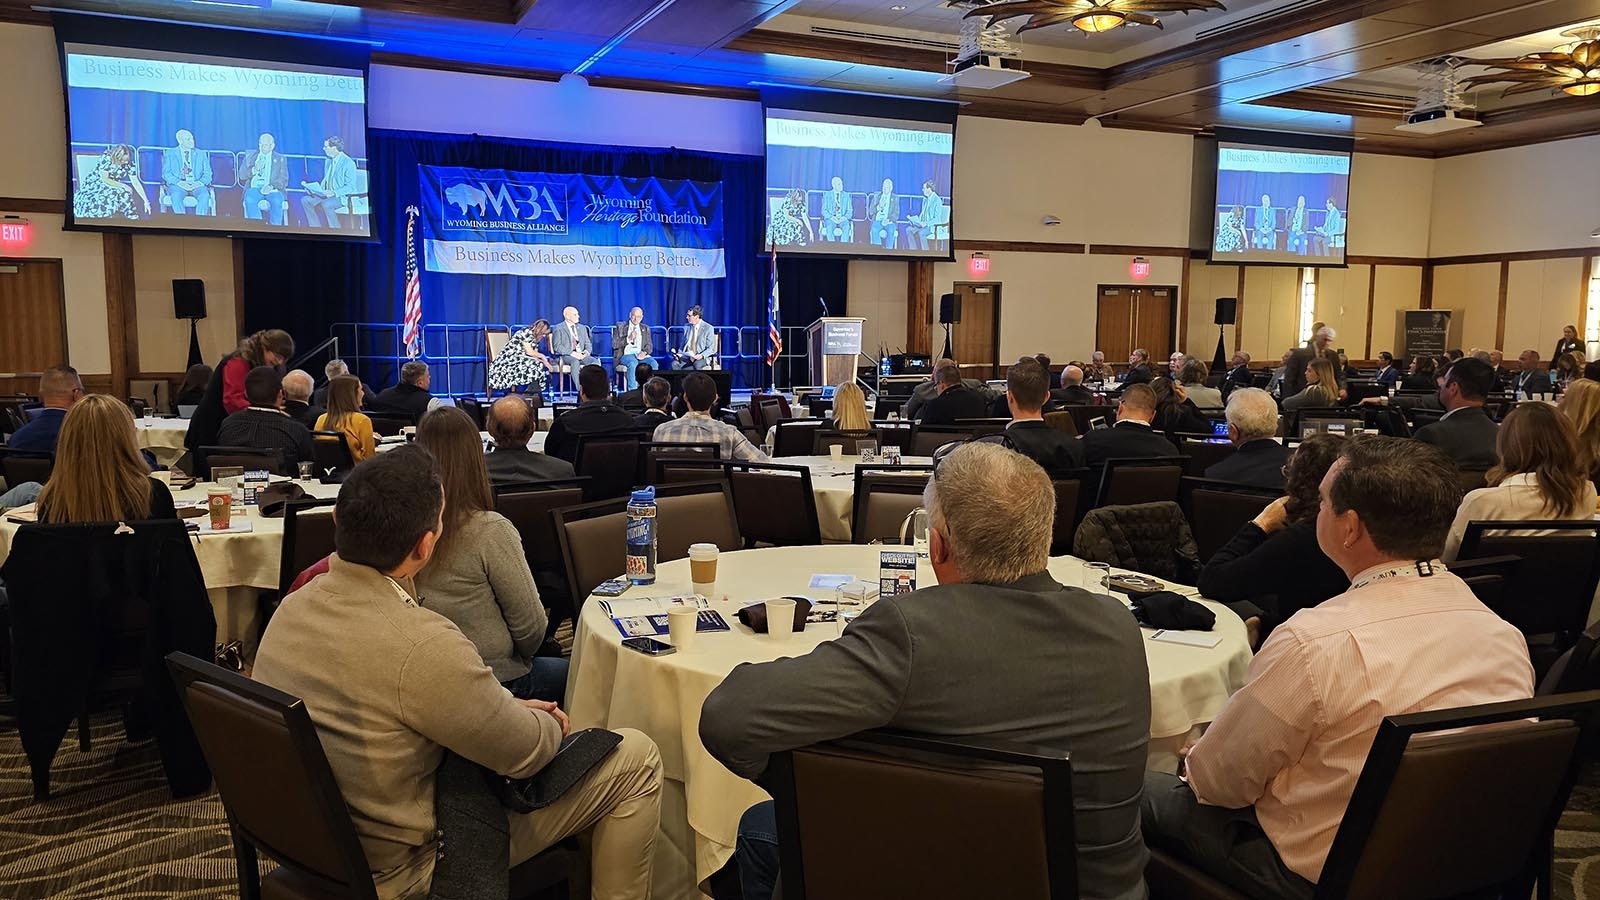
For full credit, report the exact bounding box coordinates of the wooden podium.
[806,317,866,387]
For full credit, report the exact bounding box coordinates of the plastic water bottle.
[625,487,658,585]
[880,355,893,378]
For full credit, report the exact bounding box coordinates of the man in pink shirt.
[1141,437,1533,899]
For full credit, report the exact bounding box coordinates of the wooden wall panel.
[907,261,933,357]
[1370,266,1424,358]
[102,233,135,399]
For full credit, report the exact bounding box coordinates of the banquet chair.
[454,395,487,432]
[1094,457,1187,509]
[494,479,590,636]
[1444,554,1521,614]
[1538,621,1600,696]
[574,431,645,501]
[277,499,338,597]
[1146,692,1600,900]
[1176,438,1235,478]
[852,466,933,545]
[640,441,719,485]
[310,430,357,474]
[367,415,412,438]
[1458,468,1490,492]
[767,729,1076,900]
[774,420,826,457]
[953,417,1010,437]
[1178,478,1282,563]
[125,396,150,418]
[1042,411,1077,437]
[198,446,284,479]
[1051,477,1087,557]
[1073,502,1199,584]
[813,429,881,456]
[724,461,822,547]
[871,420,915,450]
[910,426,973,458]
[1062,405,1111,436]
[165,653,577,900]
[555,481,740,603]
[0,448,52,489]
[1457,520,1600,647]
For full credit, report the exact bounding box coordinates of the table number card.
[879,551,917,598]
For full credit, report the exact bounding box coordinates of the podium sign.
[1401,310,1452,359]
[807,317,867,387]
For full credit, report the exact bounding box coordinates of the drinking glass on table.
[1083,562,1111,596]
[910,508,930,558]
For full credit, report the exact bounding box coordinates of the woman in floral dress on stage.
[74,144,151,220]
[488,318,554,396]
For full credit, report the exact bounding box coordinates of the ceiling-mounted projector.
[1394,107,1481,135]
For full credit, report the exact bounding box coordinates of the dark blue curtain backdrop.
[243,128,767,391]
[1215,170,1347,215]
[68,86,367,162]
[765,145,951,199]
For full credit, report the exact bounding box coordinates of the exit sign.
[969,253,990,276]
[1130,257,1151,280]
[0,220,29,247]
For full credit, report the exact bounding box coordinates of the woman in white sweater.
[415,406,569,701]
[1443,402,1598,562]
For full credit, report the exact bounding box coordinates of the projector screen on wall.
[1212,141,1350,266]
[61,41,371,239]
[763,105,955,260]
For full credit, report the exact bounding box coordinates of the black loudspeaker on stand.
[1212,297,1237,373]
[939,292,959,360]
[173,279,207,368]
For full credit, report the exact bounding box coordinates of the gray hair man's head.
[325,359,350,380]
[282,369,314,402]
[1062,365,1084,387]
[922,442,1054,585]
[400,361,429,385]
[1225,387,1278,442]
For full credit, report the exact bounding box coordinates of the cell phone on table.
[621,637,675,655]
[593,578,629,597]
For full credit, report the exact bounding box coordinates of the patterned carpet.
[2,708,1600,899]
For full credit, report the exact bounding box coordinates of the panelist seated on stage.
[161,129,213,215]
[240,132,290,226]
[673,305,717,370]
[633,377,674,436]
[653,372,766,461]
[543,365,636,464]
[613,307,657,391]
[373,361,445,423]
[485,396,575,485]
[700,442,1151,900]
[550,307,600,372]
[919,364,991,426]
[215,366,316,474]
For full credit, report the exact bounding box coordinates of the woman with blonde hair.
[1558,377,1600,486]
[37,395,175,524]
[314,375,376,463]
[1281,357,1339,411]
[831,381,870,432]
[413,406,567,701]
[1443,402,1598,561]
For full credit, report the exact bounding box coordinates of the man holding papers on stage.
[161,129,213,215]
[613,307,656,390]
[300,135,359,229]
[907,180,947,250]
[552,306,600,371]
[241,132,289,226]
[675,306,716,370]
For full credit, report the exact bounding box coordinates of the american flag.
[403,205,423,360]
[766,246,783,369]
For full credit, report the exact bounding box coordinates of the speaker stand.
[186,318,203,368]
[941,323,953,361]
[1212,327,1228,374]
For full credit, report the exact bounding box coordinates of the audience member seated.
[175,363,211,407]
[701,443,1150,900]
[1082,384,1179,470]
[373,360,445,423]
[919,364,991,426]
[1121,348,1154,385]
[1142,437,1532,900]
[1559,378,1600,487]
[1198,433,1349,639]
[485,395,575,484]
[1084,351,1116,383]
[654,372,767,461]
[1442,402,1599,561]
[313,358,377,408]
[830,381,871,431]
[633,377,674,436]
[186,328,294,455]
[1398,354,1435,391]
[281,368,322,429]
[1413,357,1499,469]
[614,363,655,411]
[253,447,662,899]
[1222,351,1255,400]
[1051,364,1096,406]
[1206,388,1290,489]
[1511,349,1552,396]
[1179,358,1222,408]
[35,394,176,523]
[1280,357,1339,412]
[1151,376,1213,434]
[902,357,991,421]
[1003,357,1085,478]
[1372,351,1399,390]
[416,407,569,702]
[543,364,638,463]
[215,366,316,473]
[1556,350,1584,392]
[6,365,83,454]
[314,374,376,464]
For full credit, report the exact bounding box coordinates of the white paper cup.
[688,542,719,595]
[829,445,844,462]
[765,598,797,639]
[667,606,698,651]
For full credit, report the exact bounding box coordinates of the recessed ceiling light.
[890,4,906,9]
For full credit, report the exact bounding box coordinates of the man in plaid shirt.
[652,373,768,461]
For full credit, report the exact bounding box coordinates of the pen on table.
[1150,630,1165,640]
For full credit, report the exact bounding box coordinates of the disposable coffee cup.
[689,543,719,595]
[829,445,844,462]
[207,488,233,530]
[667,606,698,651]
[765,598,797,639]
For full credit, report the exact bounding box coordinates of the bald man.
[484,396,575,485]
[612,306,656,390]
[550,306,598,372]
[8,365,83,454]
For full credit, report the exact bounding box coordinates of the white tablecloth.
[780,455,932,543]
[134,418,191,466]
[566,545,1252,900]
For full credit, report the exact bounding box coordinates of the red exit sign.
[0,220,30,247]
[969,253,990,276]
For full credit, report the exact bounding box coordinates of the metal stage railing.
[329,321,819,399]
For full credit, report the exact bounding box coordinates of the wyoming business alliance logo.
[440,176,568,235]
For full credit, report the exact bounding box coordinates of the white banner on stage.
[423,240,726,279]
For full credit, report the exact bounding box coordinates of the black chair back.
[870,420,915,450]
[573,431,644,501]
[953,418,1010,437]
[455,395,487,431]
[1062,405,1111,436]
[368,415,411,437]
[640,441,720,485]
[768,730,1077,900]
[0,448,53,488]
[774,420,826,457]
[1445,554,1521,615]
[725,462,821,547]
[494,480,589,572]
[310,430,356,474]
[1458,520,1600,640]
[852,466,933,544]
[1178,477,1283,563]
[910,426,973,458]
[1095,457,1186,508]
[278,499,338,595]
[198,445,283,480]
[1041,411,1077,438]
[1050,477,1085,557]
[814,429,882,456]
[1177,438,1235,477]
[1539,621,1600,696]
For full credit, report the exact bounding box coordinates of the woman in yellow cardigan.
[315,375,376,463]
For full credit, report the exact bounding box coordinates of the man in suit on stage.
[1083,384,1179,472]
[920,364,991,426]
[820,176,851,243]
[551,306,600,374]
[241,132,290,226]
[675,306,716,370]
[1221,351,1255,400]
[162,129,213,215]
[300,135,359,229]
[613,306,656,390]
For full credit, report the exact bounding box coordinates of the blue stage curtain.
[243,127,765,392]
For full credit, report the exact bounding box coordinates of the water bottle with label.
[880,355,893,378]
[625,487,658,585]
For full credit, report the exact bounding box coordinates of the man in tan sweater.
[253,446,662,899]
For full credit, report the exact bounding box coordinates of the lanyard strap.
[1350,559,1442,592]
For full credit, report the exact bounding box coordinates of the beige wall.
[0,211,111,375]
[0,24,65,201]
[1347,155,1434,259]
[1431,136,1600,258]
[131,236,240,373]
[1503,257,1585,357]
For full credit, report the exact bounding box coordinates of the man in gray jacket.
[699,442,1151,900]
[900,356,993,420]
[550,306,599,371]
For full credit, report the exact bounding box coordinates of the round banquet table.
[565,544,1252,900]
[780,454,932,543]
[134,417,192,466]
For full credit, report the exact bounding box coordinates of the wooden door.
[1097,288,1136,362]
[0,259,67,396]
[1096,284,1177,364]
[952,282,1001,380]
[1133,287,1175,360]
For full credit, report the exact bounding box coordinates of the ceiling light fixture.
[891,4,907,9]
[964,0,1226,35]
[1461,25,1600,98]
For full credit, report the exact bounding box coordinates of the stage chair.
[484,328,511,396]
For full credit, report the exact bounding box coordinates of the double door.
[1096,285,1176,364]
